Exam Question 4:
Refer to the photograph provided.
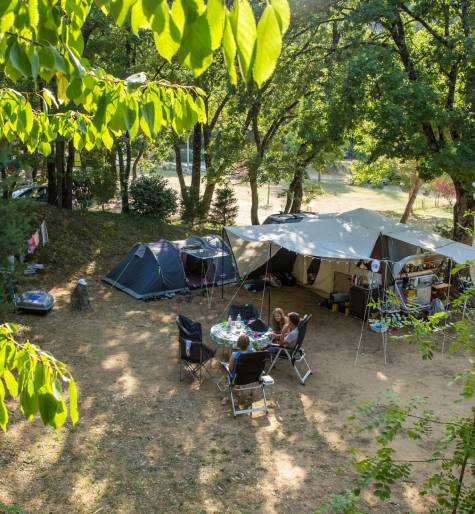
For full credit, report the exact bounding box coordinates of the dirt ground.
[1,274,470,513]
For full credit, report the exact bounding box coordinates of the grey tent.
[174,235,237,288]
[103,240,187,300]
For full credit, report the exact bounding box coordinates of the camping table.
[209,322,272,355]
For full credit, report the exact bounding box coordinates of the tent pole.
[267,241,271,325]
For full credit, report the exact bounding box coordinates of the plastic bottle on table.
[236,313,241,330]
[226,315,232,333]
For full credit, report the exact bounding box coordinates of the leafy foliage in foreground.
[0,0,289,154]
[0,323,78,431]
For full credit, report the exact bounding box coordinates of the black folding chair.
[176,315,215,383]
[218,351,274,418]
[228,303,260,322]
[266,314,313,384]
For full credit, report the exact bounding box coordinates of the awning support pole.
[268,241,271,325]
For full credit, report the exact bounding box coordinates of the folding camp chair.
[266,314,313,384]
[176,315,215,383]
[228,303,260,322]
[218,351,274,417]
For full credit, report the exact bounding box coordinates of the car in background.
[262,212,319,224]
[12,184,48,202]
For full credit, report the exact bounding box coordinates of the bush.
[72,169,93,209]
[209,186,239,228]
[129,175,177,219]
[90,166,116,209]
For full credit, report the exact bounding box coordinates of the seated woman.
[228,334,255,378]
[270,307,288,342]
[267,312,300,355]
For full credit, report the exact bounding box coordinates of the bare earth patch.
[1,275,469,513]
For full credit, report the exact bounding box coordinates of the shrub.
[209,186,239,228]
[129,175,177,219]
[72,169,93,209]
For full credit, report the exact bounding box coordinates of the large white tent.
[224,208,475,297]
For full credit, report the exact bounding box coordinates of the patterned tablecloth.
[209,322,271,349]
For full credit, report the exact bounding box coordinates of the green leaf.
[0,381,8,431]
[206,0,224,50]
[230,0,257,82]
[28,0,39,27]
[253,5,282,87]
[110,0,135,26]
[9,40,31,78]
[38,386,58,427]
[222,13,237,85]
[51,397,67,430]
[271,0,290,32]
[69,377,79,426]
[153,0,184,61]
[3,368,18,398]
[131,0,149,34]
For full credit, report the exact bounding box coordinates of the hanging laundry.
[27,231,40,255]
[40,220,49,246]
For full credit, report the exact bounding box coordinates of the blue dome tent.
[103,240,187,300]
[103,235,237,300]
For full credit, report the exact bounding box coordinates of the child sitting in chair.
[228,334,255,378]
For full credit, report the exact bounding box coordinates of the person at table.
[270,307,287,341]
[228,334,255,378]
[267,312,300,354]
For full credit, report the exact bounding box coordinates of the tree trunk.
[452,176,475,244]
[290,168,304,212]
[47,143,57,206]
[63,141,75,209]
[31,152,39,181]
[199,123,215,219]
[108,149,117,180]
[249,171,260,225]
[56,138,65,207]
[117,139,130,214]
[1,165,7,199]
[131,144,144,182]
[189,123,202,221]
[200,182,216,219]
[173,140,188,203]
[400,175,422,224]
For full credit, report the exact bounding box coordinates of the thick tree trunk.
[249,174,260,225]
[55,138,65,207]
[47,143,57,206]
[400,175,422,224]
[63,141,75,209]
[290,168,304,213]
[452,176,475,244]
[189,123,202,220]
[200,182,216,219]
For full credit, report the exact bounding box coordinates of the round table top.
[209,322,271,349]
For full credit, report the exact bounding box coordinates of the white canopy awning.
[226,208,475,277]
[225,217,380,276]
